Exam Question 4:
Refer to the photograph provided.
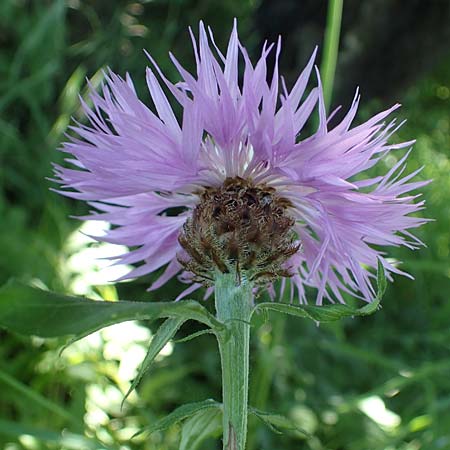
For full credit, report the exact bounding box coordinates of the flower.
[53,21,429,305]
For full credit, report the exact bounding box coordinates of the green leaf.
[376,258,387,299]
[122,317,186,407]
[249,406,311,438]
[253,300,380,322]
[0,280,223,339]
[172,328,214,344]
[134,399,221,438]
[253,260,386,322]
[180,408,222,450]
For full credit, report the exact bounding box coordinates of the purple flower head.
[53,21,429,304]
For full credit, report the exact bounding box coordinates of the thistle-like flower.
[54,22,429,304]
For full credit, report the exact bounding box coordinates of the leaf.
[253,300,380,322]
[179,408,222,450]
[376,258,387,299]
[0,280,223,339]
[134,399,221,438]
[253,260,386,322]
[122,317,186,407]
[249,407,311,438]
[172,328,214,344]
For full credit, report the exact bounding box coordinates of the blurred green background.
[0,0,449,449]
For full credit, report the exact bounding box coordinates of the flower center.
[178,177,300,286]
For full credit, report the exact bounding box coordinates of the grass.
[0,1,449,449]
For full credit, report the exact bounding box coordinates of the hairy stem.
[215,273,253,450]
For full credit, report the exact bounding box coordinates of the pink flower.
[53,21,429,304]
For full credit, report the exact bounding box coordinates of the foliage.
[0,1,449,449]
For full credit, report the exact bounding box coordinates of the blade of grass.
[0,368,80,426]
[320,0,344,112]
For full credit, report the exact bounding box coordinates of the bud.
[178,177,300,286]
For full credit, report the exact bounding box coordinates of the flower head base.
[53,21,429,305]
[178,176,299,287]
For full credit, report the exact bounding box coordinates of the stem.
[320,0,344,112]
[215,272,253,450]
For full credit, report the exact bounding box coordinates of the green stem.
[320,0,344,112]
[215,273,253,450]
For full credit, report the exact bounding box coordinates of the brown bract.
[178,177,300,287]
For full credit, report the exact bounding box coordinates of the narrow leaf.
[173,328,214,344]
[376,258,387,299]
[180,408,222,450]
[253,300,380,322]
[253,262,385,322]
[134,399,221,438]
[0,280,223,339]
[249,406,311,438]
[122,317,185,407]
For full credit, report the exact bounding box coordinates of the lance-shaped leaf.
[0,280,223,338]
[134,399,221,438]
[173,329,214,344]
[249,406,311,438]
[253,259,386,322]
[122,317,186,407]
[179,408,222,450]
